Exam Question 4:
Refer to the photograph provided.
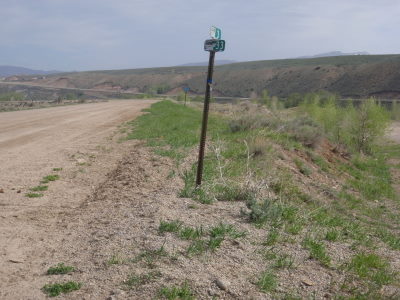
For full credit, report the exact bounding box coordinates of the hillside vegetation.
[9,54,400,99]
[104,98,400,299]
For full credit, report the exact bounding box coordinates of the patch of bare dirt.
[388,122,400,144]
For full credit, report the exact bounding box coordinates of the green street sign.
[210,26,222,39]
[204,39,225,52]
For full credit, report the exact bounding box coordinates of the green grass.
[209,223,246,239]
[179,226,205,240]
[264,229,279,246]
[375,228,400,250]
[42,281,81,297]
[159,282,195,300]
[131,246,168,267]
[294,158,312,176]
[124,99,400,297]
[25,192,43,198]
[168,222,246,256]
[303,237,331,267]
[46,263,75,275]
[272,254,294,269]
[257,271,277,293]
[214,184,255,202]
[325,229,340,242]
[41,174,60,184]
[107,254,123,265]
[30,185,48,192]
[52,168,63,171]
[159,220,182,234]
[123,271,161,289]
[340,156,394,201]
[127,101,206,149]
[348,253,395,286]
[186,240,207,256]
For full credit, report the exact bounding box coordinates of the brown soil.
[388,122,400,143]
[0,100,156,299]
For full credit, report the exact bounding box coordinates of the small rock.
[110,290,125,296]
[301,277,315,286]
[380,285,400,297]
[16,190,21,193]
[77,158,86,164]
[215,278,230,291]
[208,289,220,296]
[0,188,4,193]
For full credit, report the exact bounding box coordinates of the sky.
[0,0,399,71]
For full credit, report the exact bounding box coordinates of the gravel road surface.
[0,100,155,299]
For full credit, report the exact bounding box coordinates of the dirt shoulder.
[0,100,156,299]
[388,121,400,143]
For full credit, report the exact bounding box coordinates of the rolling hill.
[5,55,400,99]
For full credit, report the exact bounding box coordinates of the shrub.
[214,183,256,201]
[302,96,390,154]
[349,99,390,154]
[285,116,322,148]
[247,136,270,157]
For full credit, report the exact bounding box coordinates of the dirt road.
[0,100,155,299]
[388,121,400,143]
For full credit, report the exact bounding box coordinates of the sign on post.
[204,39,226,52]
[196,26,226,186]
[182,86,189,106]
[210,26,222,40]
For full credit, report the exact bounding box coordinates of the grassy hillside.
[9,54,400,99]
[117,100,400,299]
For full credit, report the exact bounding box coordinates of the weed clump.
[257,271,277,292]
[25,192,44,198]
[42,281,81,297]
[348,253,395,286]
[46,263,75,275]
[159,282,195,300]
[159,220,182,234]
[123,271,162,289]
[244,197,297,227]
[41,174,60,184]
[30,185,48,192]
[303,237,331,266]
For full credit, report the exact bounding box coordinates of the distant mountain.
[0,65,60,77]
[298,51,369,59]
[178,60,237,67]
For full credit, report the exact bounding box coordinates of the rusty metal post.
[196,50,216,186]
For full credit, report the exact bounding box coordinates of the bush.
[301,96,390,154]
[350,99,390,154]
[285,116,322,148]
[285,93,303,108]
[228,114,278,133]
